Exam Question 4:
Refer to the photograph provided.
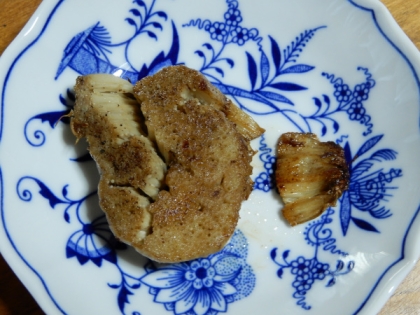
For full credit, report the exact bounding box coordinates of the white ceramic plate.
[1,0,420,314]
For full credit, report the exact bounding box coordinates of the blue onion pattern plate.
[1,0,420,314]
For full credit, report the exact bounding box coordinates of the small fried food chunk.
[276,132,349,226]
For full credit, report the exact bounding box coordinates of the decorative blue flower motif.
[311,262,329,280]
[231,26,250,45]
[353,82,371,102]
[208,22,228,41]
[291,257,311,276]
[66,215,125,266]
[347,101,366,121]
[142,259,236,315]
[340,135,402,235]
[224,8,242,26]
[333,83,352,102]
[293,274,314,293]
[302,67,374,136]
[141,230,255,315]
[271,209,354,310]
[254,172,272,192]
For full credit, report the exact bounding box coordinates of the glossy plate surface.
[1,0,420,314]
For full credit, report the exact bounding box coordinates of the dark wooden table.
[0,0,419,314]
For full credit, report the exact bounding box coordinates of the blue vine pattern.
[302,68,375,137]
[271,209,354,310]
[15,0,405,313]
[24,89,73,147]
[16,177,255,315]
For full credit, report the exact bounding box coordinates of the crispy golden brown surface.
[70,66,264,262]
[275,132,349,226]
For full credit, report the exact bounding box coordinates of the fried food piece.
[133,65,263,262]
[71,66,264,262]
[275,132,349,226]
[70,74,167,244]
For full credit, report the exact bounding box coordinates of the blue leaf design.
[313,97,322,107]
[323,94,330,105]
[270,82,307,91]
[226,58,234,68]
[152,22,163,30]
[370,149,398,161]
[118,286,133,313]
[147,31,157,40]
[321,125,327,136]
[343,142,352,167]
[333,121,339,133]
[125,18,137,27]
[260,51,270,85]
[64,212,70,223]
[246,52,258,90]
[326,278,336,287]
[269,35,281,72]
[270,248,277,260]
[351,217,379,233]
[195,50,204,57]
[351,160,374,179]
[134,0,146,6]
[33,110,69,129]
[131,283,141,289]
[130,9,141,16]
[282,250,290,259]
[336,260,344,271]
[108,284,120,289]
[279,64,314,75]
[213,83,282,113]
[340,192,351,236]
[259,91,294,105]
[355,135,383,158]
[62,185,68,197]
[156,11,168,19]
[277,268,284,278]
[37,182,64,208]
[215,67,224,77]
[203,43,212,50]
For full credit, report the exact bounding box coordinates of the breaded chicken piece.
[71,67,264,262]
[276,132,349,226]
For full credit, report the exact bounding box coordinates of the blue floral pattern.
[11,0,406,313]
[141,230,254,315]
[16,176,255,315]
[271,209,354,310]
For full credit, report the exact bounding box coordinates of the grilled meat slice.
[133,65,260,262]
[276,132,349,226]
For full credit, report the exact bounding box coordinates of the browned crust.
[276,132,349,226]
[132,66,255,262]
[71,66,262,262]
